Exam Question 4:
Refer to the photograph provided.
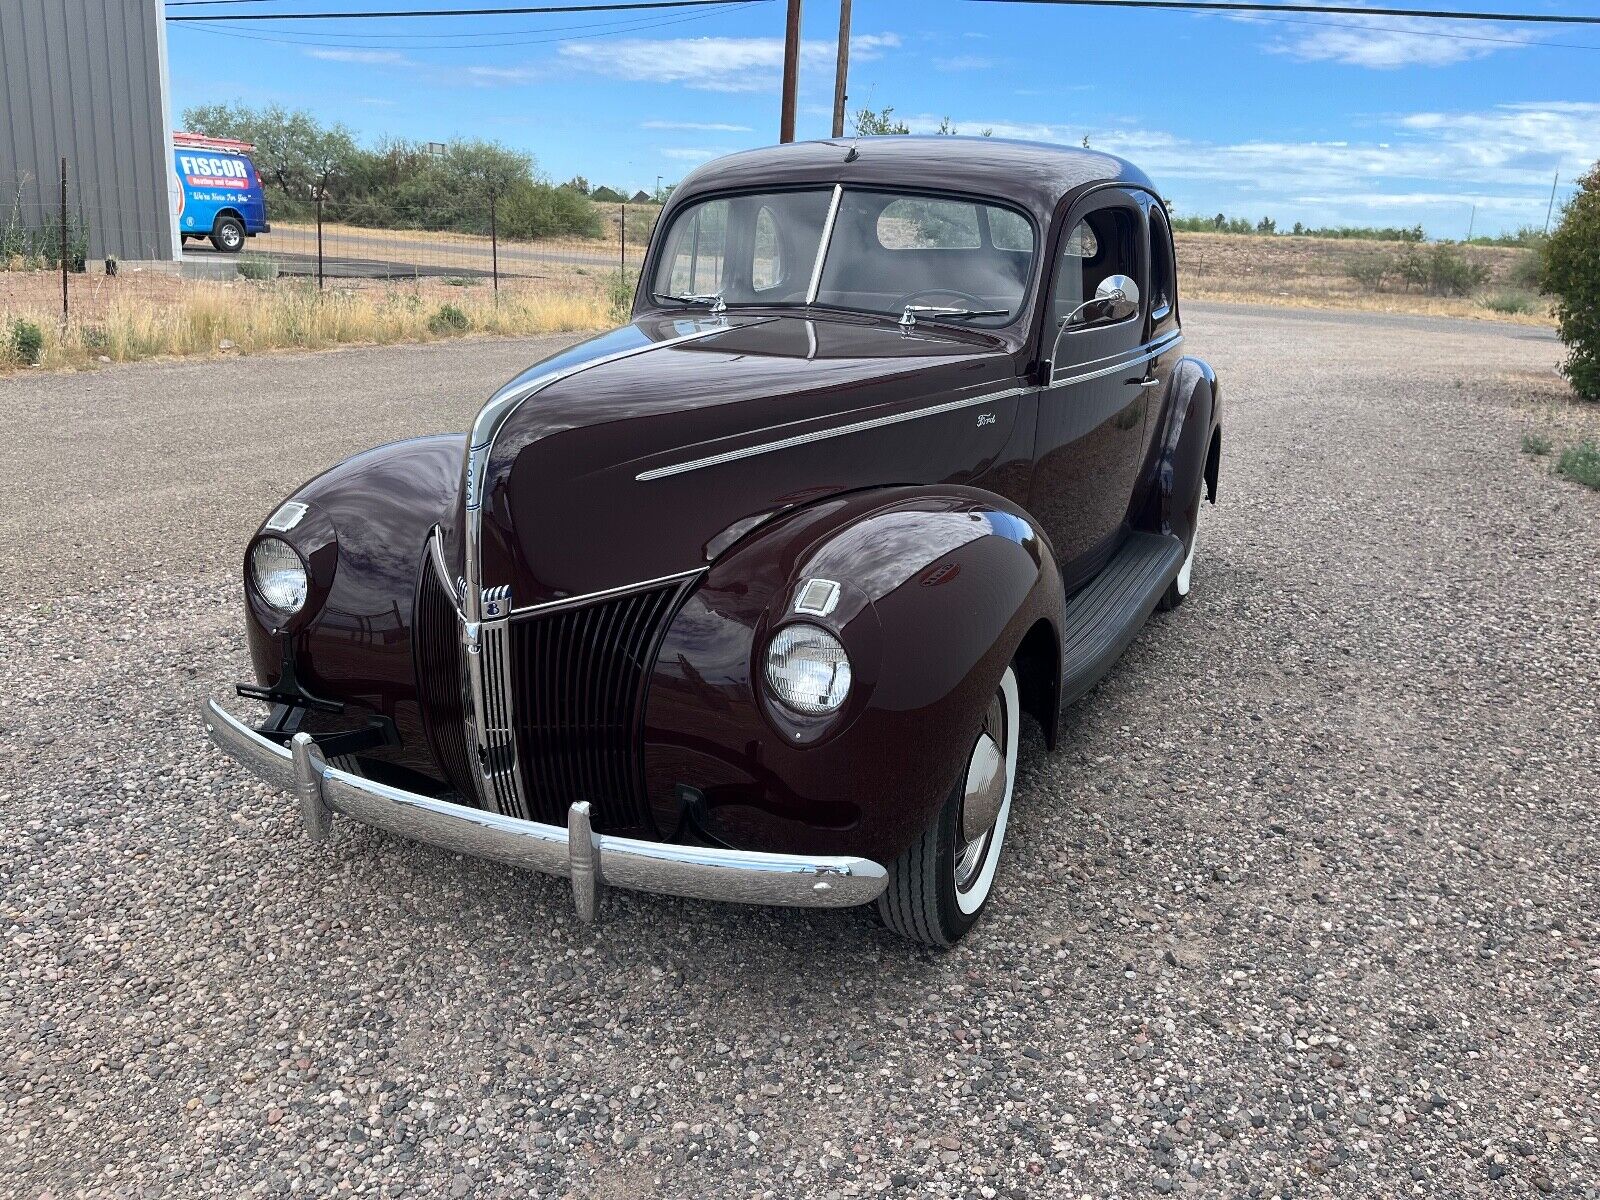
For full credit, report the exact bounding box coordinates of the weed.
[237,254,279,282]
[606,268,637,322]
[7,318,44,366]
[1555,439,1600,490]
[1520,431,1553,456]
[1345,257,1390,292]
[443,276,476,288]
[427,303,471,335]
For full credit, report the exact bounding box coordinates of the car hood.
[450,312,1024,608]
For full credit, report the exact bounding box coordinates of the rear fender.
[642,485,1064,864]
[1139,356,1220,547]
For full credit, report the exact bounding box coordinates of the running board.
[1060,531,1186,708]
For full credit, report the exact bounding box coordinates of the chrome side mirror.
[1065,274,1141,328]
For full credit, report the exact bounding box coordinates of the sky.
[165,0,1600,237]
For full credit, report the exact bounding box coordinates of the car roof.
[669,136,1158,223]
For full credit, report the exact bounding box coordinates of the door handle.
[1131,376,1162,388]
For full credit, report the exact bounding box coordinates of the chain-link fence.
[3,161,658,326]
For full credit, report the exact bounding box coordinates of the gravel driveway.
[2,306,1596,1198]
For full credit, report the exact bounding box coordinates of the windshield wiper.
[652,290,727,314]
[898,304,1007,329]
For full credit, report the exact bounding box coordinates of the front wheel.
[1159,469,1206,611]
[878,666,1019,946]
[211,216,245,253]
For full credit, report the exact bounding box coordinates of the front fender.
[243,434,465,787]
[642,485,1064,864]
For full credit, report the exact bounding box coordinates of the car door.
[1028,190,1151,588]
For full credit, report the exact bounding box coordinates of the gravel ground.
[2,306,1597,1198]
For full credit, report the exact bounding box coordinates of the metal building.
[0,0,178,261]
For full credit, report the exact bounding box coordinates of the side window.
[1049,203,1142,330]
[662,199,729,295]
[1148,204,1175,318]
[751,206,781,291]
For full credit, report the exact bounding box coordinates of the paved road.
[2,306,1596,1197]
[186,225,628,279]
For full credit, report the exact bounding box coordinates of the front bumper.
[200,699,888,920]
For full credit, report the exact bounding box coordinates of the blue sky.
[167,0,1600,236]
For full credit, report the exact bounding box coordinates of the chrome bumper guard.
[201,699,888,919]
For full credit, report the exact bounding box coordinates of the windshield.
[650,187,1036,326]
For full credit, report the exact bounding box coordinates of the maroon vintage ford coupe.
[204,137,1221,945]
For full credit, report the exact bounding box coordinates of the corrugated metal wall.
[0,0,177,260]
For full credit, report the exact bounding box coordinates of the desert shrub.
[1555,439,1600,488]
[1346,257,1390,291]
[1520,431,1553,456]
[499,181,603,241]
[606,268,637,322]
[427,303,470,335]
[237,254,278,281]
[1509,248,1544,291]
[1393,244,1490,297]
[7,318,44,365]
[1542,161,1600,400]
[80,323,110,351]
[1480,290,1540,316]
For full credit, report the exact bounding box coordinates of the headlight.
[251,537,308,614]
[764,623,852,716]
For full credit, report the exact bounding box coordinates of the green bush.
[606,268,637,323]
[1555,439,1600,489]
[237,254,278,281]
[1520,431,1553,456]
[1542,161,1600,400]
[1346,257,1390,292]
[1394,243,1491,297]
[1509,248,1544,291]
[427,303,470,335]
[1480,290,1540,316]
[498,181,603,241]
[6,318,44,365]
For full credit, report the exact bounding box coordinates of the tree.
[561,175,592,195]
[936,117,957,136]
[1543,160,1600,400]
[852,105,910,136]
[183,103,357,203]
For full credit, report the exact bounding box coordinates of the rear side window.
[876,198,981,250]
[1148,204,1176,317]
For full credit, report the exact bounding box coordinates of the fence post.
[59,157,68,322]
[490,190,499,295]
[620,202,626,270]
[315,189,325,291]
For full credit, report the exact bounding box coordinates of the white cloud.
[1237,6,1525,69]
[906,102,1600,231]
[932,54,999,72]
[465,65,542,83]
[561,33,900,93]
[659,147,725,162]
[305,48,411,66]
[642,120,754,132]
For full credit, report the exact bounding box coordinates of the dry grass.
[1,277,612,374]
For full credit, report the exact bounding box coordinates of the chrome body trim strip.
[508,567,706,620]
[636,384,1032,482]
[1049,331,1184,390]
[805,184,843,305]
[202,699,889,917]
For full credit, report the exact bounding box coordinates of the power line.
[968,0,1600,25]
[167,0,767,20]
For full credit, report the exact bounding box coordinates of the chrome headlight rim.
[763,621,853,719]
[249,535,310,616]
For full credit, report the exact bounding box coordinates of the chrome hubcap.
[955,690,1008,892]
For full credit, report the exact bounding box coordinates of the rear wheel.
[878,666,1019,946]
[1160,469,1206,611]
[211,215,245,253]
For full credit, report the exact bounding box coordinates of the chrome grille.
[510,581,688,833]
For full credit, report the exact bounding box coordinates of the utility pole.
[1465,203,1475,243]
[780,0,802,143]
[1544,170,1560,235]
[831,0,852,139]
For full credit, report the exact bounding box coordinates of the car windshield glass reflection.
[650,188,1036,326]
